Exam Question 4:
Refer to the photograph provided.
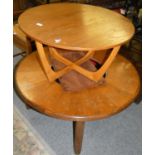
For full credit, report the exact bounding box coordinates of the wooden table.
[15,3,140,154]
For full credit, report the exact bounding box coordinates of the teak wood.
[15,52,140,121]
[15,3,139,154]
[15,52,140,154]
[73,121,85,154]
[18,3,135,51]
[36,41,121,82]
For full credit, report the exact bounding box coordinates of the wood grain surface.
[15,51,140,121]
[18,3,135,51]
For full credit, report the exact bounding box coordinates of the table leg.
[73,121,85,154]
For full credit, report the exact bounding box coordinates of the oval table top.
[18,3,135,51]
[15,52,140,121]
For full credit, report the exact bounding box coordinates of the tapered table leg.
[73,121,85,154]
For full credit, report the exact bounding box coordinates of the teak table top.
[18,3,135,51]
[15,52,140,121]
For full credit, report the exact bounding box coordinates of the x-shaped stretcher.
[35,41,121,82]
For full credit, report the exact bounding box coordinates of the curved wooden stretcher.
[35,41,121,82]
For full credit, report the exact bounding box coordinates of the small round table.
[15,3,140,154]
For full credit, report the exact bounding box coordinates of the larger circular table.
[15,3,140,154]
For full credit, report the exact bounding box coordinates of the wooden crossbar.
[35,41,121,82]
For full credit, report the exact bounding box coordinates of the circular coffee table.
[15,3,140,154]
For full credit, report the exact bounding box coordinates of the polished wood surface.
[15,3,139,154]
[35,41,120,82]
[15,51,140,121]
[49,45,121,82]
[73,121,85,154]
[13,24,32,55]
[18,3,135,51]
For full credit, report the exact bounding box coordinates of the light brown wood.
[35,41,55,82]
[73,121,85,155]
[13,24,32,55]
[49,45,120,82]
[14,51,140,121]
[35,41,120,82]
[15,4,138,154]
[18,3,135,51]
